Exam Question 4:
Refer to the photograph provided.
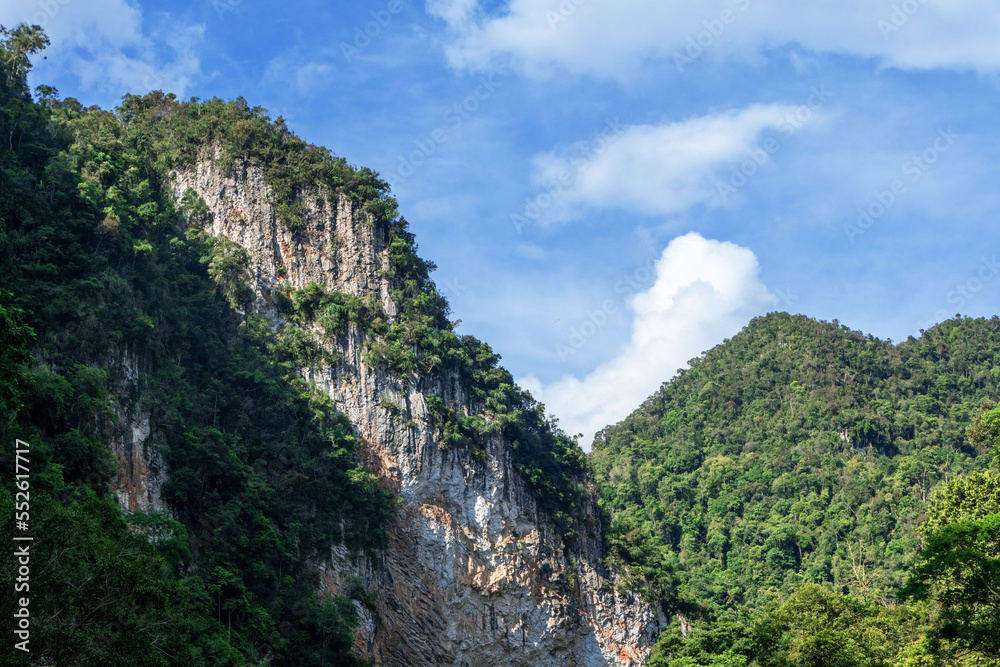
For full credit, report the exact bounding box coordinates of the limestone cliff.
[106,346,168,515]
[113,155,666,665]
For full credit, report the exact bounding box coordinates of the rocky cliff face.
[106,346,168,515]
[108,156,666,666]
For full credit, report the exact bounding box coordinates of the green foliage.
[112,89,392,231]
[127,510,192,569]
[967,401,1000,458]
[0,292,34,419]
[903,514,1000,658]
[920,470,1000,533]
[0,27,389,665]
[0,490,228,666]
[342,574,379,612]
[902,456,1000,660]
[649,585,935,667]
[593,313,1000,611]
[0,24,48,93]
[202,233,252,310]
[312,593,362,661]
[276,280,378,342]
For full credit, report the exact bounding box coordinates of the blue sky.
[6,0,1000,447]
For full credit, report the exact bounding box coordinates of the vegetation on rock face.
[0,23,590,665]
[0,25,391,665]
[113,88,391,231]
[110,64,589,541]
[593,312,1000,664]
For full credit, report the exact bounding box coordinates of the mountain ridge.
[592,311,999,657]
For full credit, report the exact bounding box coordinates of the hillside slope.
[593,312,998,617]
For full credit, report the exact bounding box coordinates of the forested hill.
[592,312,1000,664]
[0,25,592,665]
[0,26,398,665]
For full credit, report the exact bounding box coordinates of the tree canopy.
[594,313,1000,664]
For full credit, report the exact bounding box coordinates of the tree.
[903,402,1000,660]
[902,468,1000,658]
[0,24,49,92]
[765,585,872,667]
[967,401,1000,457]
[0,294,34,420]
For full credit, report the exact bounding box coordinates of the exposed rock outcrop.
[106,346,168,514]
[113,156,666,666]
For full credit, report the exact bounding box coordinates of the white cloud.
[430,0,1000,79]
[519,232,776,450]
[529,104,802,220]
[3,0,203,101]
[426,0,479,28]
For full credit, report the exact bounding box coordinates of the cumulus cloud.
[429,0,1000,78]
[3,0,203,100]
[527,104,804,220]
[519,232,776,450]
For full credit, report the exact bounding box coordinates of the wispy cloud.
[4,0,203,102]
[527,104,803,220]
[431,0,1000,79]
[426,0,479,28]
[263,53,338,97]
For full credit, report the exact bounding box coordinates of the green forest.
[593,313,1000,665]
[0,24,396,667]
[2,22,1000,667]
